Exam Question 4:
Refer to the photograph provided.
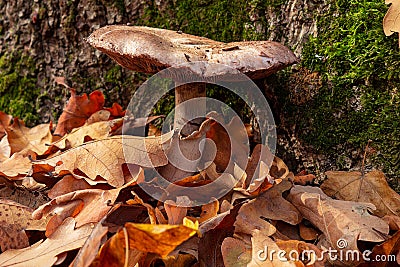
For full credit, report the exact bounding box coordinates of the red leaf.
[54,89,105,136]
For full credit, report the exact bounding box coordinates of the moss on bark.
[0,52,40,125]
[288,0,400,189]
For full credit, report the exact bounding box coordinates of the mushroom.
[87,25,298,180]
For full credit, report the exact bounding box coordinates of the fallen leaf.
[234,200,277,236]
[164,197,190,225]
[71,219,108,267]
[248,229,302,266]
[91,228,145,267]
[287,185,389,253]
[157,127,209,183]
[235,180,301,235]
[54,89,105,136]
[0,111,12,140]
[0,199,48,251]
[0,153,32,179]
[105,102,126,119]
[50,120,118,150]
[32,182,132,229]
[270,155,290,180]
[95,217,198,264]
[198,198,219,223]
[272,221,301,241]
[47,175,93,199]
[43,200,84,236]
[33,132,172,187]
[6,118,52,155]
[85,110,111,125]
[127,191,157,224]
[299,222,319,241]
[383,0,400,47]
[0,183,50,210]
[0,217,92,267]
[221,237,252,266]
[168,236,200,262]
[0,199,48,230]
[321,170,400,217]
[358,230,400,267]
[382,215,400,231]
[198,204,242,267]
[0,136,11,162]
[124,218,198,257]
[205,116,249,173]
[0,224,30,252]
[244,144,274,194]
[294,172,316,185]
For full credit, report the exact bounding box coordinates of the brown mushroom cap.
[87,25,298,80]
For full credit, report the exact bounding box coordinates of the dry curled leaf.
[287,185,389,258]
[32,181,134,229]
[33,132,172,187]
[205,116,249,174]
[0,183,50,210]
[125,218,198,257]
[164,197,190,225]
[0,217,92,267]
[234,180,301,237]
[94,218,198,265]
[321,170,400,217]
[0,153,32,179]
[54,89,105,136]
[50,119,119,151]
[244,144,274,194]
[91,229,145,267]
[6,118,52,156]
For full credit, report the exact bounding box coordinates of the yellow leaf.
[125,221,198,257]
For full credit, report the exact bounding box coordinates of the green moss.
[139,0,266,42]
[0,52,40,125]
[293,0,400,189]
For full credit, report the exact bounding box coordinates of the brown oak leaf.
[0,217,92,266]
[0,199,48,251]
[33,132,172,187]
[287,185,389,261]
[321,170,400,217]
[6,118,52,156]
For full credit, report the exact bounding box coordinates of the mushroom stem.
[174,83,206,136]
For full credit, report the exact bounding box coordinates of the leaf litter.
[0,89,398,267]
